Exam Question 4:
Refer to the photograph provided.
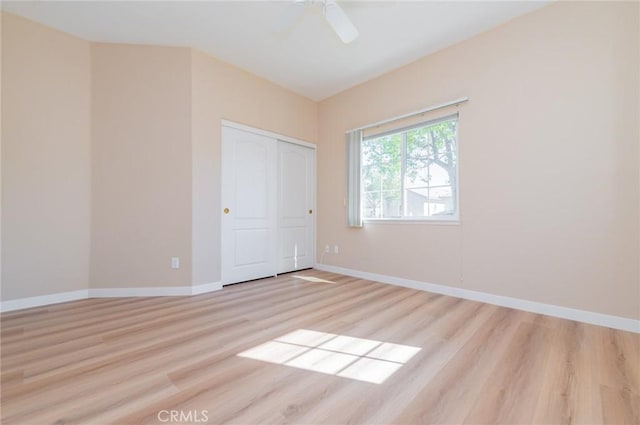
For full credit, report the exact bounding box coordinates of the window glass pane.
[361,115,458,220]
[362,134,402,219]
[425,119,457,217]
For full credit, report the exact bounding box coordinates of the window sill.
[363,218,460,225]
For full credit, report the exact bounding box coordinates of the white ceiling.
[1,1,549,101]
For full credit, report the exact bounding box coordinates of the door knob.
[309,209,313,215]
[224,208,230,214]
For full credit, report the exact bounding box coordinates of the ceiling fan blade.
[324,0,359,44]
[273,1,306,34]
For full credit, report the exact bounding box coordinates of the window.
[361,114,458,220]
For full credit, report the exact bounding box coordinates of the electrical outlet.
[334,245,339,254]
[324,245,330,253]
[171,257,180,269]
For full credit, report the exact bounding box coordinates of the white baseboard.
[0,289,89,313]
[89,286,193,297]
[314,263,640,334]
[192,281,224,295]
[90,281,223,297]
[0,281,223,313]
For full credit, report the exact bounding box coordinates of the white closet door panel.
[281,151,307,218]
[222,126,277,284]
[278,141,315,273]
[280,226,308,269]
[234,229,270,266]
[234,141,269,219]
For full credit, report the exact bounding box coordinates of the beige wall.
[190,49,317,285]
[92,44,316,289]
[1,13,91,299]
[90,43,194,288]
[317,1,640,320]
[1,13,317,297]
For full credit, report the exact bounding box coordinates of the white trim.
[364,219,460,225]
[0,289,89,313]
[89,281,223,297]
[221,120,316,149]
[314,263,640,334]
[0,281,224,312]
[192,281,223,295]
[89,286,193,297]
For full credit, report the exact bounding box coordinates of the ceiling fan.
[275,0,359,44]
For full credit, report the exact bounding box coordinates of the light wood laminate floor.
[1,269,638,424]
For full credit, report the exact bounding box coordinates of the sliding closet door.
[221,126,277,285]
[278,141,315,273]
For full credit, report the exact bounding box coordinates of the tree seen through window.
[361,116,458,219]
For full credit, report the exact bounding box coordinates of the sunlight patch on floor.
[292,275,337,284]
[237,329,421,384]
